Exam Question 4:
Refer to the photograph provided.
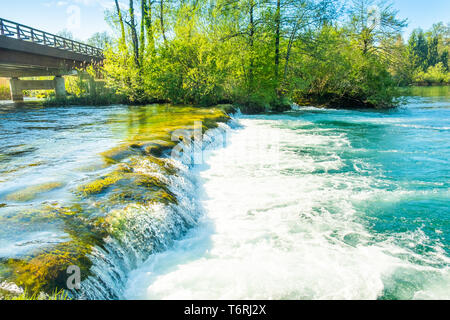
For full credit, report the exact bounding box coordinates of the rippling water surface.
[0,87,449,299]
[0,104,124,258]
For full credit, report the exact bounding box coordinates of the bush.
[44,73,127,106]
[270,96,292,112]
[0,85,9,100]
[413,63,449,85]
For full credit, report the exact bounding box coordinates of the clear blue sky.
[1,0,449,41]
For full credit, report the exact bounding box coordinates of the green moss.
[0,203,84,227]
[78,164,178,207]
[101,143,144,163]
[104,106,229,156]
[4,241,93,295]
[143,141,176,157]
[5,182,64,202]
[0,105,231,297]
[216,104,238,115]
[131,155,178,176]
[78,174,122,196]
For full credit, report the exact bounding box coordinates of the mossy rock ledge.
[0,106,231,299]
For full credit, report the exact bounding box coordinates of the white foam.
[121,116,450,300]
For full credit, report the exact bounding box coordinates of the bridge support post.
[9,77,24,102]
[54,76,66,99]
[8,77,67,102]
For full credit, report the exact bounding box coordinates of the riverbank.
[0,104,233,299]
[6,84,448,113]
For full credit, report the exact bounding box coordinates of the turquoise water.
[0,104,125,259]
[294,95,450,255]
[287,93,450,299]
[0,88,449,299]
[125,88,450,300]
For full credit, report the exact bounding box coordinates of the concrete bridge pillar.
[8,76,67,102]
[54,76,66,99]
[9,78,24,102]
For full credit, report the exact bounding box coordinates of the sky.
[1,0,449,41]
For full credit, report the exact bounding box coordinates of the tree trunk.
[129,0,140,67]
[146,0,155,51]
[160,0,167,44]
[283,21,299,81]
[248,0,255,92]
[274,0,281,81]
[140,0,146,63]
[114,0,126,47]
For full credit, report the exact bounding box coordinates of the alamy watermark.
[170,120,281,169]
[66,265,81,290]
[367,5,381,29]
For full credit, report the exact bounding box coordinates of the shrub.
[0,85,10,100]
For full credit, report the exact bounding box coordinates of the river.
[0,87,449,299]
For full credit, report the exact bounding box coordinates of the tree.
[408,29,428,71]
[281,0,340,82]
[114,0,126,46]
[144,0,155,51]
[159,0,167,44]
[87,32,113,49]
[427,34,440,67]
[101,0,409,108]
[127,0,140,67]
[57,29,75,40]
[347,0,407,56]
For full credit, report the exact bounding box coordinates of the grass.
[7,289,70,300]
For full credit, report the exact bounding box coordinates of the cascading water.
[73,123,234,299]
[1,88,449,300]
[123,93,450,300]
[0,104,233,300]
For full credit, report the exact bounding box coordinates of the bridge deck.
[0,18,103,78]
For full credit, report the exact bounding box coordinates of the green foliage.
[406,23,450,85]
[413,62,450,85]
[289,25,400,108]
[87,32,113,50]
[45,73,127,106]
[1,288,69,300]
[0,84,9,100]
[99,0,439,110]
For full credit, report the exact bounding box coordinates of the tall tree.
[145,0,155,51]
[159,0,167,44]
[114,0,126,47]
[127,0,140,66]
[427,34,440,67]
[282,0,340,81]
[348,0,407,55]
[408,29,429,71]
[248,0,255,91]
[274,0,281,81]
[140,0,146,61]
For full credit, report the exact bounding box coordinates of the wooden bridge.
[0,18,104,102]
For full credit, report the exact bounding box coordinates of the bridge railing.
[0,18,103,58]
